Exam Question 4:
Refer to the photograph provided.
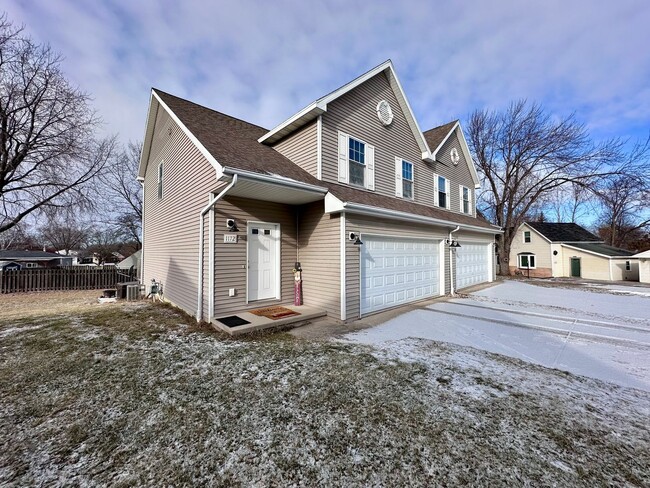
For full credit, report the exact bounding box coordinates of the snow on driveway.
[344,281,650,391]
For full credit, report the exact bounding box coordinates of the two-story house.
[137,61,501,330]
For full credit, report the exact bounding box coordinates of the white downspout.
[449,226,460,295]
[139,179,145,284]
[197,174,238,321]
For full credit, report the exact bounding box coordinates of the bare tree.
[593,135,650,248]
[467,100,618,275]
[0,220,34,249]
[0,14,114,235]
[97,141,142,245]
[38,208,91,254]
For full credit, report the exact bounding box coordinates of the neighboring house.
[117,250,141,273]
[55,250,81,265]
[0,261,22,271]
[138,60,501,325]
[633,250,650,283]
[510,222,639,281]
[0,250,72,268]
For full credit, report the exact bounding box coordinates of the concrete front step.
[212,305,327,336]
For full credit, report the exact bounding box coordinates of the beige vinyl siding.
[321,72,425,200]
[558,247,611,280]
[142,110,217,318]
[610,259,639,281]
[272,120,318,177]
[213,196,297,316]
[509,224,552,271]
[345,215,448,320]
[297,202,341,319]
[436,131,477,217]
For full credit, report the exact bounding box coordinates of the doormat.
[216,315,251,328]
[249,306,300,320]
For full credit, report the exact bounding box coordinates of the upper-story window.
[338,131,375,190]
[348,137,365,186]
[157,162,164,199]
[402,161,413,199]
[460,185,471,214]
[395,158,414,199]
[434,174,449,209]
[524,231,531,243]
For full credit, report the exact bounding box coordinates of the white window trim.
[434,174,449,209]
[518,253,536,269]
[460,185,471,214]
[395,157,414,199]
[523,230,531,243]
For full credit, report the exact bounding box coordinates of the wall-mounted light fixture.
[349,232,363,245]
[226,218,239,232]
[445,239,461,249]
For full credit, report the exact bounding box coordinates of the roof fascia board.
[257,102,326,144]
[326,198,501,235]
[137,91,159,179]
[222,167,329,194]
[151,90,224,179]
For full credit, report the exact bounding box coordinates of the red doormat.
[249,306,300,320]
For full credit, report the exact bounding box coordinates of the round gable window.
[450,147,460,165]
[376,100,393,126]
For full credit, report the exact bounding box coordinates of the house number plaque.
[223,235,238,243]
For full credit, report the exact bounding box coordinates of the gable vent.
[450,147,460,165]
[376,100,393,126]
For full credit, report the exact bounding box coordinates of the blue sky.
[5,0,650,146]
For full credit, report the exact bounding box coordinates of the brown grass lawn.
[0,291,648,486]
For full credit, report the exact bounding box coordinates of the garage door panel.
[456,243,490,290]
[361,236,440,315]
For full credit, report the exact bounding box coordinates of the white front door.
[248,223,279,301]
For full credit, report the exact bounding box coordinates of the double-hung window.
[524,231,531,243]
[461,185,471,214]
[348,137,365,186]
[402,161,413,199]
[395,158,414,199]
[434,174,449,209]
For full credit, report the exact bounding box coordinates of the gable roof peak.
[257,60,433,160]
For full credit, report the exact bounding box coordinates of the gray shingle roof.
[423,120,458,154]
[0,250,62,260]
[565,243,635,257]
[527,222,601,242]
[154,90,323,187]
[154,90,498,232]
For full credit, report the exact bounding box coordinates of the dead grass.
[0,295,648,486]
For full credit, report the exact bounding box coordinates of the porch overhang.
[220,168,328,205]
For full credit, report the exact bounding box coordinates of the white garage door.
[456,242,490,290]
[361,236,440,315]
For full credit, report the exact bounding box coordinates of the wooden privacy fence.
[1,267,138,294]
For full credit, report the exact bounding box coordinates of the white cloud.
[4,0,649,144]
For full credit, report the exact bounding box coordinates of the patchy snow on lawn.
[2,297,649,487]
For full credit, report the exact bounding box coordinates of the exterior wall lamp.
[226,218,239,232]
[349,232,363,245]
[446,239,461,249]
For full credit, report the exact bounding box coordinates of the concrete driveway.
[344,281,650,391]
